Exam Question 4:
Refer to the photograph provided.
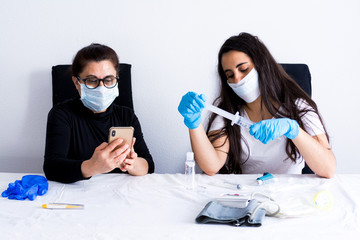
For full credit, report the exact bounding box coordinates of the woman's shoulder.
[46,99,84,126]
[110,104,140,125]
[111,104,135,116]
[294,98,325,135]
[50,98,79,113]
[294,98,314,111]
[48,99,86,120]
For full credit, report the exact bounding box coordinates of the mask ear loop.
[249,192,281,221]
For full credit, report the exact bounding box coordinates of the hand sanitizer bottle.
[185,152,196,190]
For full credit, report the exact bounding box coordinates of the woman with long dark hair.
[178,32,336,178]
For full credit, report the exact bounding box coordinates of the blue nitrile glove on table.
[2,175,48,201]
[178,91,207,129]
[249,118,299,144]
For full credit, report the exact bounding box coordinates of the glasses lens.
[85,77,99,89]
[103,77,118,88]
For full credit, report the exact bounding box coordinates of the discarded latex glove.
[1,175,48,201]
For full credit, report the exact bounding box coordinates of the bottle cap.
[186,152,194,161]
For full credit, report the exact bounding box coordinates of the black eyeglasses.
[76,76,119,89]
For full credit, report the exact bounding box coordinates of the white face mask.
[227,68,260,103]
[80,84,119,112]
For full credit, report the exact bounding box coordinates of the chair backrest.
[280,63,313,174]
[51,63,133,109]
[280,63,312,97]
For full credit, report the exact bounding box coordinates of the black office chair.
[280,63,313,174]
[51,63,133,109]
[281,63,312,97]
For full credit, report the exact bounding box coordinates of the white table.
[0,173,359,239]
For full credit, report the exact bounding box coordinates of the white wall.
[0,0,359,174]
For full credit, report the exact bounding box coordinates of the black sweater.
[43,99,154,183]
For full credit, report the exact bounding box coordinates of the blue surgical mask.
[227,68,260,103]
[79,84,119,112]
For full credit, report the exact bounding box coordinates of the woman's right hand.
[81,138,131,178]
[178,91,207,129]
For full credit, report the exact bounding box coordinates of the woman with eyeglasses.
[178,32,336,178]
[44,43,154,183]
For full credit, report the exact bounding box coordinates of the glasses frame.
[76,76,119,89]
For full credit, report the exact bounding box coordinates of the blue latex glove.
[249,118,299,144]
[1,175,48,201]
[178,91,207,129]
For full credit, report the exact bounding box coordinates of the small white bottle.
[185,152,196,190]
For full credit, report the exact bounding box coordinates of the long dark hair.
[206,32,329,174]
[72,43,119,76]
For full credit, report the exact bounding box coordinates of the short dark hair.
[72,43,119,76]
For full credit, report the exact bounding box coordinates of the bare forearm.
[81,160,97,178]
[127,157,149,176]
[189,124,227,175]
[292,129,336,178]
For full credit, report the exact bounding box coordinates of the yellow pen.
[42,203,84,209]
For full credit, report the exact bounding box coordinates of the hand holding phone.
[108,127,134,158]
[119,137,138,172]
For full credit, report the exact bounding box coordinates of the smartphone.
[108,127,134,157]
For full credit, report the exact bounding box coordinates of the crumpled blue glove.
[1,175,48,201]
[249,118,299,144]
[178,91,207,129]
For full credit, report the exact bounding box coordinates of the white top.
[208,99,325,174]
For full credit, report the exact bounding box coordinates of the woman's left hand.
[249,118,299,144]
[119,138,137,172]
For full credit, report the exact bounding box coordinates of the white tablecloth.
[0,173,359,239]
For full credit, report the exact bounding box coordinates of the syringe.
[205,104,254,129]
